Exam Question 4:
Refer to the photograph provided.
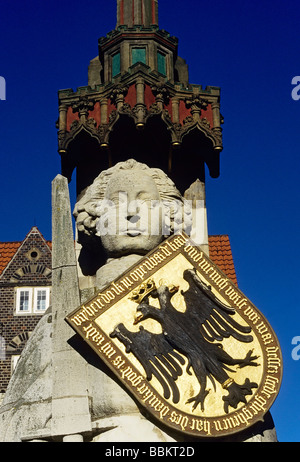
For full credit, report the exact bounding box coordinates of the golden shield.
[66,233,282,437]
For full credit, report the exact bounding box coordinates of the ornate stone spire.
[116,0,158,28]
[58,0,223,199]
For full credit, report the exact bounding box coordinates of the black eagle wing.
[181,269,253,343]
[110,324,185,404]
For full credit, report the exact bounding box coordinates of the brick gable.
[0,227,52,393]
[0,227,52,285]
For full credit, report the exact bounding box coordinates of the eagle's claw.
[238,349,260,368]
[186,389,210,412]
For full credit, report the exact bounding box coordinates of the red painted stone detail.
[66,107,79,131]
[144,84,155,108]
[88,102,101,126]
[125,84,137,107]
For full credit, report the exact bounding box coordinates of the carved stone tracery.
[71,96,96,122]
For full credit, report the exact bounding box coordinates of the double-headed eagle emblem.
[66,234,282,437]
[110,268,259,414]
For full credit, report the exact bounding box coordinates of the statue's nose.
[127,199,139,217]
[127,214,139,223]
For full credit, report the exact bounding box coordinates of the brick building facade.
[0,227,52,396]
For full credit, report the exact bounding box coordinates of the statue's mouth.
[125,226,147,237]
[127,229,142,237]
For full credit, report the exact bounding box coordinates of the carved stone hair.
[74,159,191,238]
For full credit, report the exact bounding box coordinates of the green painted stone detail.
[132,47,146,65]
[112,52,121,77]
[157,51,166,75]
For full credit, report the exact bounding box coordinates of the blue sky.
[0,0,300,442]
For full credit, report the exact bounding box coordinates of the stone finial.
[184,179,209,254]
[116,0,158,28]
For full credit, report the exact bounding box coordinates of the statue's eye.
[110,192,127,204]
[137,191,152,202]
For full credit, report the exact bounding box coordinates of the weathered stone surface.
[0,310,52,441]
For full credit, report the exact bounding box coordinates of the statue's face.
[98,170,163,257]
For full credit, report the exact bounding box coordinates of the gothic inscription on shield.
[66,233,282,437]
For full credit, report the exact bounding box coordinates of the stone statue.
[0,160,277,442]
[0,160,192,442]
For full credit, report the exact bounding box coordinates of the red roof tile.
[208,235,238,286]
[0,242,22,275]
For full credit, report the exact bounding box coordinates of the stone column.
[134,0,142,24]
[211,101,223,151]
[51,175,92,441]
[100,98,108,124]
[135,77,146,128]
[171,98,180,124]
[58,104,68,132]
[211,101,221,128]
[58,105,68,154]
[116,0,159,27]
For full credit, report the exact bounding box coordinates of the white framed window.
[33,288,50,313]
[15,287,50,315]
[16,288,32,313]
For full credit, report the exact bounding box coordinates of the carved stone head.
[74,159,191,261]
